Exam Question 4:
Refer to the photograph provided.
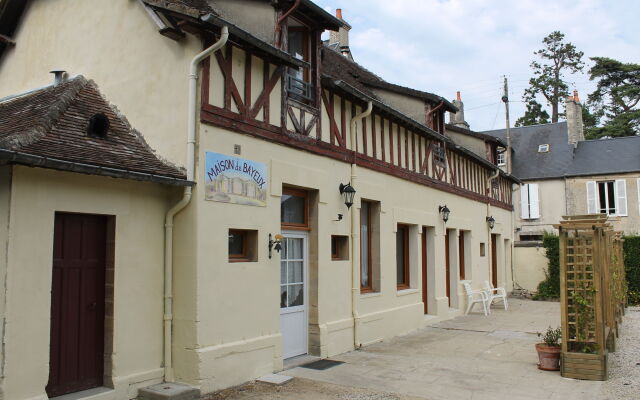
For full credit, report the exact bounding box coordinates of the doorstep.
[50,387,114,400]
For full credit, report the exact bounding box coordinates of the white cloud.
[316,0,639,130]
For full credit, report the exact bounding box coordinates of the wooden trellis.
[557,215,626,381]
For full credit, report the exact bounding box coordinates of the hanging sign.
[204,152,267,207]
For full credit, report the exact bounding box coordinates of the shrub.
[533,233,560,300]
[623,236,640,305]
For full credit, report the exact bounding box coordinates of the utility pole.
[502,76,512,174]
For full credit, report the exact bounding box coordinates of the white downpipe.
[163,26,229,382]
[349,101,372,349]
[486,168,500,286]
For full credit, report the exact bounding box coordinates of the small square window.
[432,142,446,164]
[479,242,486,257]
[228,229,258,262]
[331,235,349,261]
[538,144,550,153]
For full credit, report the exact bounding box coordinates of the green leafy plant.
[624,236,640,305]
[533,233,560,300]
[537,326,562,347]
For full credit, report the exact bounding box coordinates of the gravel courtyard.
[203,300,640,400]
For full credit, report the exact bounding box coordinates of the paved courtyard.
[205,299,639,400]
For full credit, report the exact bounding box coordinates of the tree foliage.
[515,99,550,127]
[533,233,560,300]
[586,57,640,138]
[523,31,584,123]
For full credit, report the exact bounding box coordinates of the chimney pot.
[336,8,343,19]
[457,91,461,101]
[50,70,67,86]
[573,89,580,103]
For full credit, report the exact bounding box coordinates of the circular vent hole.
[87,113,110,138]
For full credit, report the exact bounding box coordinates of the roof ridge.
[0,76,88,150]
[580,135,640,143]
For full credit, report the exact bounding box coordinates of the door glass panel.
[290,238,303,259]
[288,261,303,284]
[281,261,287,284]
[280,286,287,308]
[288,284,304,307]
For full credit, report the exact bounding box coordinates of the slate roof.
[0,76,190,185]
[482,122,640,180]
[143,0,219,17]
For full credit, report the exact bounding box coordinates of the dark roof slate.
[0,76,188,184]
[482,122,640,179]
[143,0,219,17]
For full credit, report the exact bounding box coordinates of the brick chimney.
[566,90,584,146]
[449,91,470,129]
[329,8,353,61]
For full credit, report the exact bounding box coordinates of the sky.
[315,0,640,132]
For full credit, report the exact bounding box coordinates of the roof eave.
[0,149,193,186]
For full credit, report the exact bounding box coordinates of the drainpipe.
[510,183,522,290]
[349,101,372,349]
[274,0,300,48]
[163,25,228,382]
[486,168,500,286]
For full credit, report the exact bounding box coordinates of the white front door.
[279,232,308,359]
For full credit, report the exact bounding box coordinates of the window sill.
[396,288,419,297]
[360,291,382,299]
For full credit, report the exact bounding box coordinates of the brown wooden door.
[459,231,465,280]
[445,230,450,306]
[421,227,428,314]
[491,234,498,288]
[47,213,107,398]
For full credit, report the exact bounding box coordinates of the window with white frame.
[586,180,627,216]
[520,183,540,219]
[497,151,506,167]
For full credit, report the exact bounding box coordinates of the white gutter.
[349,101,372,349]
[163,25,228,382]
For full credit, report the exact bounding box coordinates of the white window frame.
[538,144,550,153]
[586,180,628,216]
[497,152,506,167]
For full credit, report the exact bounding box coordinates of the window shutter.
[529,183,540,218]
[586,181,597,214]
[615,179,628,216]
[520,184,530,219]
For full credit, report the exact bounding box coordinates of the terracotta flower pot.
[535,343,561,371]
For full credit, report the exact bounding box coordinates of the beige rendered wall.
[370,88,426,123]
[214,0,276,45]
[566,173,640,235]
[513,244,548,292]
[0,166,11,385]
[446,130,487,159]
[515,179,566,237]
[0,167,176,400]
[0,0,202,167]
[174,121,515,393]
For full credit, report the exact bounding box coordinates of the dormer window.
[432,142,446,164]
[87,113,110,138]
[286,23,313,102]
[538,144,550,153]
[497,151,506,166]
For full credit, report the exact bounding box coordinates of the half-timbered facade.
[0,1,518,399]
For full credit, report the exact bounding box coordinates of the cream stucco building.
[0,1,519,399]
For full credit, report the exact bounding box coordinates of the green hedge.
[533,233,560,300]
[533,234,640,304]
[624,236,640,305]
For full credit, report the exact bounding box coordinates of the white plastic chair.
[463,282,490,316]
[484,280,508,310]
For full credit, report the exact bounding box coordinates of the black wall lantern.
[486,216,496,230]
[339,182,356,209]
[438,205,450,223]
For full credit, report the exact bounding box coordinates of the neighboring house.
[0,1,519,399]
[481,93,640,291]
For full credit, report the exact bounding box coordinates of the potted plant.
[536,326,561,371]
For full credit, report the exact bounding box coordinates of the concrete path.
[205,299,628,399]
